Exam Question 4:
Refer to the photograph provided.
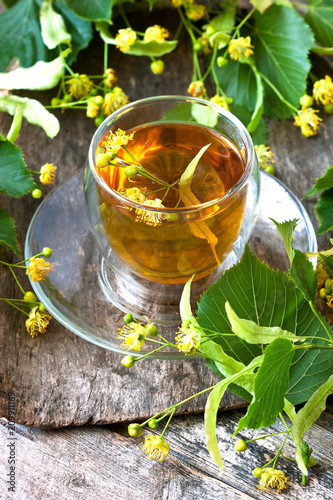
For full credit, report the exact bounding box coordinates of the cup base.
[98,240,245,324]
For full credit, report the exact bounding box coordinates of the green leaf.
[40,0,71,49]
[6,105,23,143]
[197,245,333,404]
[0,209,20,254]
[254,5,315,119]
[270,218,298,263]
[290,250,317,303]
[215,60,257,112]
[191,104,218,127]
[225,302,303,344]
[305,0,333,48]
[205,356,263,473]
[0,95,60,138]
[0,135,35,197]
[319,253,333,274]
[204,1,236,33]
[246,62,264,133]
[64,0,111,21]
[123,40,178,57]
[235,338,294,433]
[231,105,268,145]
[305,164,333,197]
[0,56,65,90]
[315,187,333,234]
[293,374,333,475]
[249,0,293,13]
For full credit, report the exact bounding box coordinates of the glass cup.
[84,96,260,323]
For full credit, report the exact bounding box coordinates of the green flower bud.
[32,189,42,199]
[234,439,247,452]
[39,303,47,312]
[96,152,112,168]
[217,56,228,68]
[23,291,37,302]
[150,60,165,75]
[63,94,73,103]
[319,287,327,299]
[122,355,135,368]
[193,42,202,52]
[42,247,53,258]
[324,278,332,289]
[124,313,134,324]
[206,26,215,36]
[128,423,142,437]
[94,116,104,127]
[253,467,263,478]
[265,165,275,176]
[308,456,316,468]
[148,418,159,429]
[324,288,331,296]
[124,166,138,178]
[300,94,313,108]
[50,97,61,107]
[145,324,158,337]
[94,95,104,106]
[324,103,333,115]
[90,89,98,96]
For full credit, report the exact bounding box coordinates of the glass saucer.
[25,169,317,358]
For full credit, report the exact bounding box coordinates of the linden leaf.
[0,56,65,90]
[64,0,111,21]
[0,95,60,138]
[0,135,35,197]
[290,250,317,303]
[40,0,72,49]
[270,218,298,263]
[225,302,304,344]
[293,374,333,475]
[315,188,333,235]
[122,40,178,57]
[305,0,333,48]
[0,209,20,254]
[234,338,295,433]
[305,164,333,197]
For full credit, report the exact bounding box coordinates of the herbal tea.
[95,122,247,284]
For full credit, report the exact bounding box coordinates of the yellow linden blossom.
[39,163,57,185]
[144,25,169,42]
[313,75,333,106]
[103,128,135,153]
[26,257,53,282]
[326,294,333,308]
[186,3,207,21]
[228,36,253,61]
[26,306,52,338]
[104,68,118,88]
[86,100,100,119]
[294,107,322,137]
[171,0,183,6]
[255,145,275,170]
[115,28,137,52]
[210,95,230,111]
[187,80,206,98]
[141,435,170,461]
[198,34,212,56]
[175,322,201,355]
[120,187,146,205]
[258,468,289,494]
[66,74,93,99]
[117,322,147,351]
[103,87,129,117]
[136,199,166,226]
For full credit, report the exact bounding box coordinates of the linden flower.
[258,468,289,494]
[255,145,275,170]
[103,128,135,153]
[26,306,52,338]
[228,36,253,61]
[117,322,147,351]
[294,107,322,137]
[66,74,93,99]
[103,87,129,117]
[120,187,146,205]
[26,257,53,282]
[171,0,183,6]
[136,199,166,226]
[175,322,201,355]
[104,68,118,88]
[187,80,206,98]
[313,75,333,106]
[326,294,333,308]
[144,25,169,42]
[86,100,100,119]
[141,435,170,461]
[39,163,57,185]
[210,95,230,111]
[186,3,207,21]
[115,28,137,52]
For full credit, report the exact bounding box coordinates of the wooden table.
[1,8,333,499]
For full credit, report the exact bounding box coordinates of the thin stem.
[258,72,298,113]
[135,344,168,361]
[272,430,291,469]
[9,266,25,295]
[104,42,108,75]
[3,299,29,316]
[246,430,289,444]
[160,408,176,438]
[293,343,333,351]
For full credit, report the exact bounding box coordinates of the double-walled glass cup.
[84,96,260,323]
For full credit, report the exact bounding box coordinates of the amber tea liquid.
[96,122,247,284]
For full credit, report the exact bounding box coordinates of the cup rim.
[88,95,257,214]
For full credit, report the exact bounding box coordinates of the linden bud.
[148,418,159,429]
[234,439,247,452]
[308,456,316,468]
[50,97,61,107]
[94,116,104,127]
[150,60,165,75]
[42,247,53,258]
[32,189,42,199]
[145,324,158,337]
[300,94,313,108]
[124,313,134,324]
[217,56,228,68]
[193,42,202,52]
[39,303,47,312]
[206,26,215,36]
[23,291,37,302]
[128,423,142,437]
[265,165,275,175]
[325,278,332,289]
[324,103,333,115]
[63,94,73,103]
[94,95,104,106]
[96,152,112,168]
[253,467,263,478]
[125,166,138,178]
[122,355,135,368]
